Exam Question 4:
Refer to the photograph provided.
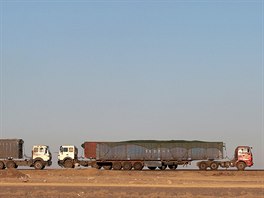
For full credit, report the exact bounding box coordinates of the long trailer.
[58,140,253,171]
[0,139,52,170]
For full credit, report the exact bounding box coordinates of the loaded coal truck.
[0,139,52,170]
[58,140,253,171]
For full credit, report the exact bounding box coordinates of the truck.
[57,140,253,171]
[0,139,52,170]
[58,145,94,168]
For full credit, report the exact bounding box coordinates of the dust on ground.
[0,168,263,197]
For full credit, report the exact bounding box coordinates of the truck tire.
[198,162,207,170]
[123,162,132,170]
[93,163,102,169]
[133,162,143,170]
[210,162,219,170]
[112,162,122,170]
[103,164,112,170]
[34,161,44,170]
[6,161,16,169]
[0,161,5,169]
[236,162,246,171]
[168,165,177,170]
[158,165,167,170]
[64,159,74,168]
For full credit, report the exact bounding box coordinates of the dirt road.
[0,168,263,197]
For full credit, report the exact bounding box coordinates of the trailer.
[58,140,253,171]
[0,139,52,170]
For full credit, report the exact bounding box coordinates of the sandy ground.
[0,168,263,197]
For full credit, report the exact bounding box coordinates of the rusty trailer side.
[0,139,24,159]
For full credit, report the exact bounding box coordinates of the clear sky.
[0,1,263,169]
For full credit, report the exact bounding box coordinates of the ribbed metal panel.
[0,139,24,159]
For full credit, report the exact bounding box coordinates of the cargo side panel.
[161,146,188,161]
[143,143,160,160]
[83,142,97,159]
[187,142,223,160]
[96,143,127,160]
[127,144,146,160]
[0,139,24,159]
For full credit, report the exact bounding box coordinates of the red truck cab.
[234,146,253,170]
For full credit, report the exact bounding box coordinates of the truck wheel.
[168,165,177,170]
[93,163,102,169]
[158,165,167,170]
[34,161,44,170]
[6,161,16,169]
[0,161,5,169]
[112,162,122,170]
[133,162,143,170]
[123,162,132,170]
[103,164,112,170]
[64,159,74,168]
[236,162,246,171]
[210,162,219,170]
[198,162,208,170]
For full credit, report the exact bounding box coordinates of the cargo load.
[0,139,24,159]
[82,140,224,161]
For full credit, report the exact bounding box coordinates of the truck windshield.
[238,147,251,155]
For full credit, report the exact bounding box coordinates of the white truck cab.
[32,145,52,161]
[58,145,78,168]
[31,145,52,169]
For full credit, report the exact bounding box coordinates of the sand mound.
[0,169,29,179]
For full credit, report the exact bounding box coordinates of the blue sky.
[0,1,263,168]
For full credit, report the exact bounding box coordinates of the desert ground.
[0,168,263,198]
